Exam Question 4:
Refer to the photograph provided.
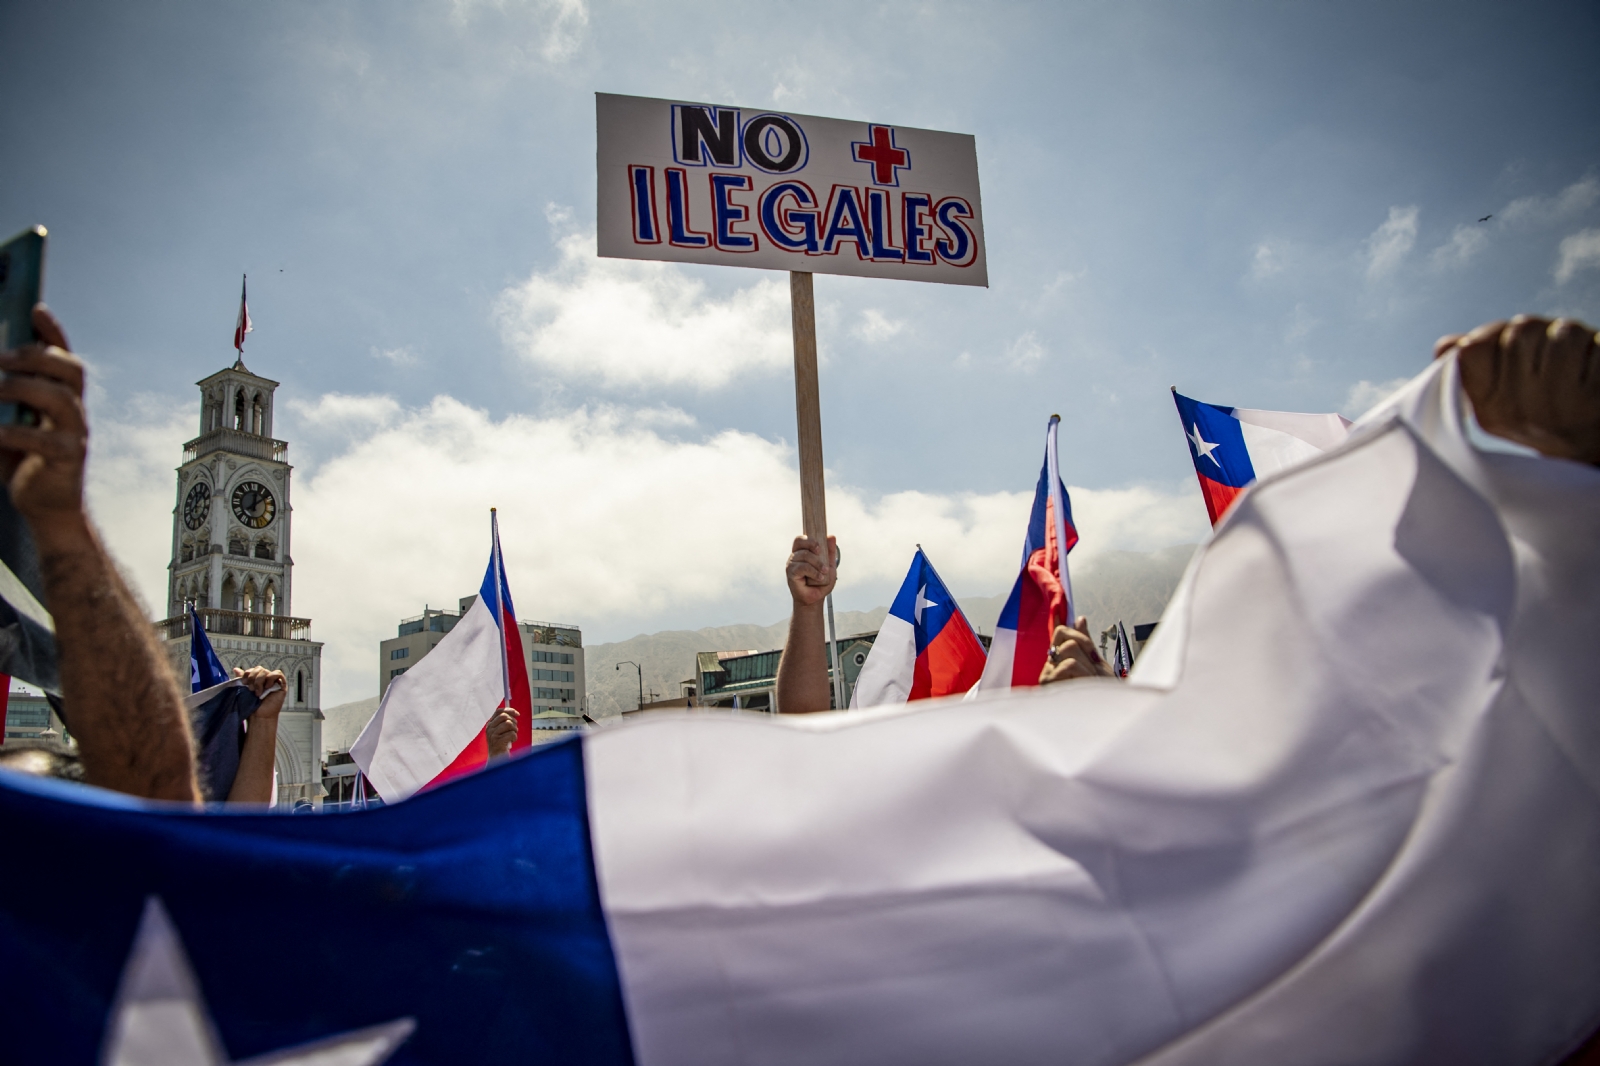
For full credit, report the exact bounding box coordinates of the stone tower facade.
[159,357,324,808]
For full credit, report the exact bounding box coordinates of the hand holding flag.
[973,415,1079,691]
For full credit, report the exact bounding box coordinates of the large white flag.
[584,353,1600,1066]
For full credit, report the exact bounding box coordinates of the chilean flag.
[1172,389,1352,526]
[232,274,252,353]
[973,415,1078,692]
[352,511,533,800]
[850,548,987,709]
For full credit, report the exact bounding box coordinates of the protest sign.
[596,93,987,287]
[596,95,988,703]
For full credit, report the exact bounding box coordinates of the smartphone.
[0,225,46,427]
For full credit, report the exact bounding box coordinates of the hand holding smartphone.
[0,226,47,427]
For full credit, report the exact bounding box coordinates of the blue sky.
[4,1,1597,704]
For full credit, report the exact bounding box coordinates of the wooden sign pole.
[789,271,827,545]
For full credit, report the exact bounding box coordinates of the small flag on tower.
[233,274,252,353]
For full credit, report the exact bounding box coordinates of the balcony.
[183,428,288,464]
[158,608,311,642]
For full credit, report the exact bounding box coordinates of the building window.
[533,687,576,701]
[296,670,304,703]
[228,536,247,556]
[390,648,409,661]
[254,540,274,560]
[531,650,574,665]
[532,669,574,683]
[390,668,407,679]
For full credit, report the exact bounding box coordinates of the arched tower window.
[251,393,264,435]
[254,538,274,560]
[296,670,304,704]
[221,574,238,612]
[233,390,246,431]
[263,581,277,616]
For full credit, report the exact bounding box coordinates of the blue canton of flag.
[189,606,229,694]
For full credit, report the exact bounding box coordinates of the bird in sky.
[1479,214,1493,223]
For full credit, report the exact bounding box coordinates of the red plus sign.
[852,125,910,186]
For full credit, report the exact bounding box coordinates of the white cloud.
[1554,228,1600,285]
[1343,377,1411,419]
[369,345,417,366]
[1501,177,1600,227]
[1008,331,1045,369]
[84,390,197,618]
[854,309,906,342]
[1250,242,1285,280]
[495,231,792,390]
[90,391,1204,706]
[448,0,589,61]
[289,393,402,428]
[1364,206,1419,280]
[1429,224,1488,270]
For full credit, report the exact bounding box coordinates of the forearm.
[776,601,832,713]
[36,513,197,802]
[228,715,278,804]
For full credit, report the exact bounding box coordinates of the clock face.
[183,482,211,530]
[231,481,276,529]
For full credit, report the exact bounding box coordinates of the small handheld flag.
[233,274,253,353]
[351,511,534,801]
[1111,620,1135,679]
[1171,389,1351,525]
[188,605,228,694]
[972,416,1080,692]
[850,547,986,708]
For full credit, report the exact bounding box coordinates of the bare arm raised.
[774,534,837,714]
[0,306,197,802]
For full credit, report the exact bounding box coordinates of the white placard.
[596,93,987,287]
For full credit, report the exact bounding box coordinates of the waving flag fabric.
[232,274,252,353]
[1172,388,1351,525]
[849,548,986,708]
[3,356,1600,1065]
[973,416,1078,692]
[1110,619,1135,678]
[352,512,531,800]
[188,605,228,693]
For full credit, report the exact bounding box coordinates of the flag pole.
[1045,415,1075,628]
[490,509,511,712]
[790,272,827,547]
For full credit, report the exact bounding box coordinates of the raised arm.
[228,666,286,804]
[0,306,197,802]
[774,534,837,714]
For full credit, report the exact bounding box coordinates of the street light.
[616,660,644,710]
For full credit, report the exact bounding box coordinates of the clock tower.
[159,356,324,808]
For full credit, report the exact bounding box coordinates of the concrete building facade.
[378,599,586,738]
[157,357,324,809]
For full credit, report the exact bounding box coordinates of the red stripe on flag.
[1196,475,1247,526]
[423,729,488,791]
[503,608,535,750]
[909,620,987,701]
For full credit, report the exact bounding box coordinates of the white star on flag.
[1189,423,1222,467]
[915,585,939,625]
[103,897,414,1066]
